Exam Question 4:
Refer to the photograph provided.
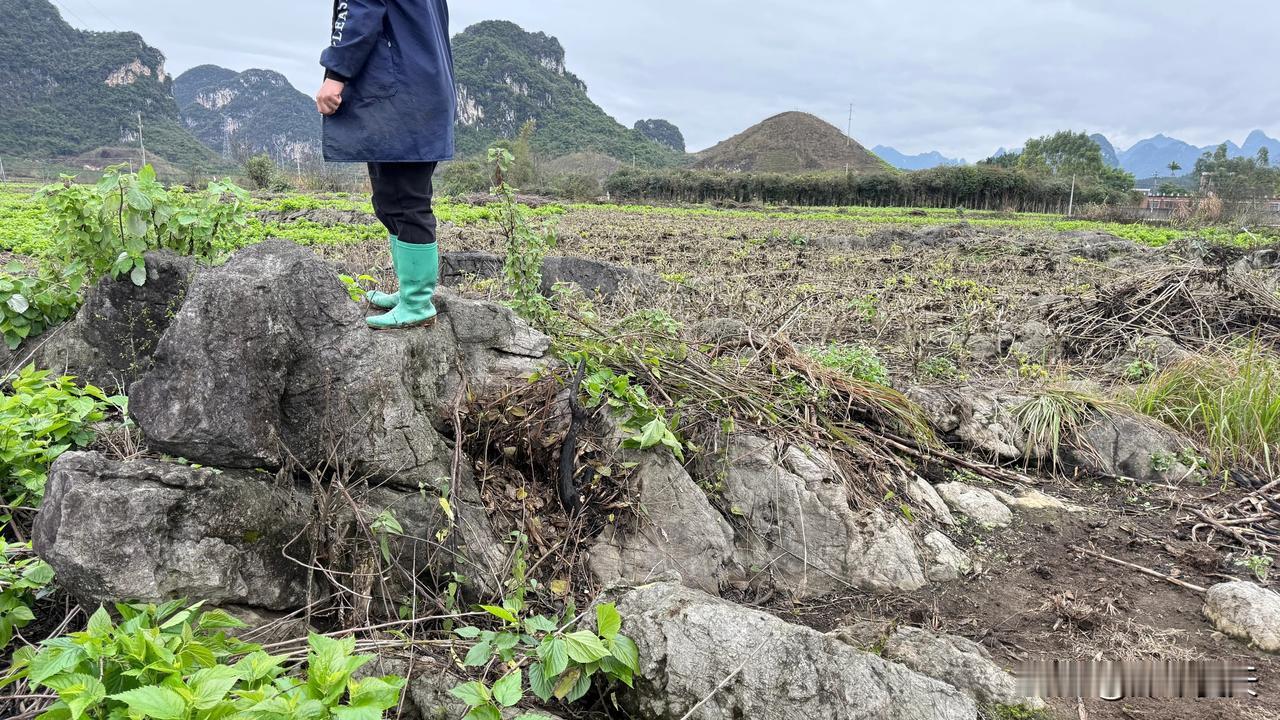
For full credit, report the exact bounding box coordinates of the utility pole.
[1067,174,1077,217]
[0,156,6,183]
[846,103,853,147]
[137,111,147,167]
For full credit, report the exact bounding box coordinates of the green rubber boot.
[367,235,400,310]
[367,239,439,330]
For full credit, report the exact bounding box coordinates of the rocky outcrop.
[921,531,972,583]
[35,241,549,609]
[29,251,196,389]
[711,435,926,595]
[832,623,1037,709]
[615,582,978,720]
[34,452,312,610]
[589,449,735,595]
[935,483,1013,528]
[593,432,935,598]
[128,240,548,490]
[1203,581,1280,653]
[910,383,1202,483]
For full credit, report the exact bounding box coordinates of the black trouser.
[367,162,438,245]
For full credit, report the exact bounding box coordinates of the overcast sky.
[50,0,1280,159]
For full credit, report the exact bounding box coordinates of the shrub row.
[605,165,1132,211]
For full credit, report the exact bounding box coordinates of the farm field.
[1,175,1278,720]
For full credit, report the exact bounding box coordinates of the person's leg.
[385,162,438,245]
[367,162,403,236]
[366,162,404,310]
[367,162,441,330]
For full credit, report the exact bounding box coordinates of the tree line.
[604,164,1124,212]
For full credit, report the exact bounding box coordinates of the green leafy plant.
[0,533,55,650]
[2,601,405,720]
[39,164,249,290]
[489,148,557,326]
[451,600,639,719]
[0,265,81,350]
[1123,358,1158,383]
[570,356,684,460]
[806,343,890,386]
[0,366,111,509]
[1011,388,1100,468]
[1234,553,1273,583]
[338,274,378,303]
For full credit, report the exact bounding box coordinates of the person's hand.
[316,78,345,116]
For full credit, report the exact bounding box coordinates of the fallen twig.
[1069,545,1206,594]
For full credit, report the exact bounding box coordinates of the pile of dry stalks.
[1048,264,1280,361]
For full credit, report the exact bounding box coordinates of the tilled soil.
[330,205,1279,719]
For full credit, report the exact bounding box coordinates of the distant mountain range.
[451,21,679,165]
[1,0,220,168]
[3,3,679,170]
[1097,130,1280,178]
[888,130,1280,177]
[873,146,965,171]
[173,66,320,164]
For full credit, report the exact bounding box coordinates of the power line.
[47,0,94,30]
[77,0,123,31]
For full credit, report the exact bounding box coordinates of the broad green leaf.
[563,630,610,664]
[479,604,517,624]
[527,662,554,703]
[465,706,502,720]
[609,635,640,673]
[29,646,86,684]
[524,615,557,634]
[347,675,405,711]
[448,681,490,707]
[454,625,482,639]
[537,637,568,678]
[491,669,523,708]
[6,294,29,314]
[332,705,382,720]
[130,265,147,287]
[596,603,621,640]
[110,685,187,720]
[190,665,240,709]
[463,640,492,667]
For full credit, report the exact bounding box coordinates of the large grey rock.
[935,483,1013,528]
[29,251,196,389]
[922,531,971,583]
[1203,581,1280,653]
[358,468,508,599]
[34,452,312,610]
[911,383,1201,483]
[705,435,926,596]
[879,626,1037,708]
[907,477,956,526]
[129,241,549,489]
[909,385,1026,462]
[589,449,735,595]
[1060,410,1201,484]
[615,582,977,720]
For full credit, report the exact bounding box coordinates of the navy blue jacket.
[321,0,456,163]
